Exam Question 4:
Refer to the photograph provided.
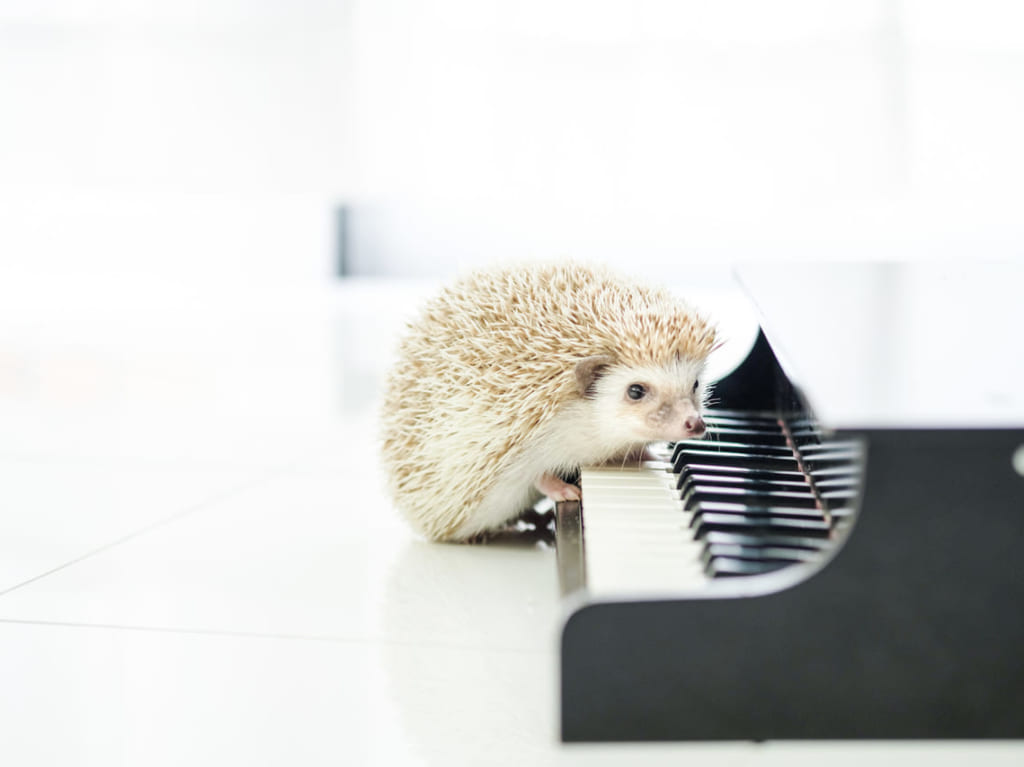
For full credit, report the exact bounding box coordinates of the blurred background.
[2,6,1024,763]
[1,0,1023,283]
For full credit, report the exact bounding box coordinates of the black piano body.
[559,262,1024,741]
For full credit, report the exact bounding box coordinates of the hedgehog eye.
[692,380,700,395]
[627,384,647,401]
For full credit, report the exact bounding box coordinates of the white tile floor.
[1,273,1021,766]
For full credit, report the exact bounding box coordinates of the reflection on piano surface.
[556,263,1024,742]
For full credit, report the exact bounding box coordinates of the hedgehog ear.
[575,355,615,397]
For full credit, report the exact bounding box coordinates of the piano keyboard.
[574,410,863,597]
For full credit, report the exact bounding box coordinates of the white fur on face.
[589,358,708,445]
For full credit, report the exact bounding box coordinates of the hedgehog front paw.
[536,472,581,502]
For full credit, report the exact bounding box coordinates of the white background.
[2,0,1024,281]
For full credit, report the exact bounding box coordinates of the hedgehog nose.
[685,415,706,437]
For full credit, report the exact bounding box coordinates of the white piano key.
[579,464,711,596]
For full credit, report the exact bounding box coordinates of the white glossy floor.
[1,273,1021,767]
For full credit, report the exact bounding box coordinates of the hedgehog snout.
[684,414,706,438]
[659,401,706,441]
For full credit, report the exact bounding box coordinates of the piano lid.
[736,261,1024,430]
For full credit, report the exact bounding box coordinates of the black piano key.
[675,463,807,489]
[676,472,811,495]
[690,512,832,538]
[693,500,827,520]
[699,428,785,442]
[674,439,788,455]
[702,543,820,570]
[705,435,790,451]
[702,530,830,551]
[681,487,820,511]
[701,423,779,435]
[705,558,793,577]
[675,439,793,455]
[703,410,779,424]
[679,480,811,500]
[672,447,800,472]
[683,481,816,500]
[703,543,819,563]
[705,421,785,432]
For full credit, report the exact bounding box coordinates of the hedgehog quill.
[379,263,718,542]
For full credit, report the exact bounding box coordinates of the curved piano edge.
[559,426,1024,742]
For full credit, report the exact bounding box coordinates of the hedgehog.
[379,262,718,542]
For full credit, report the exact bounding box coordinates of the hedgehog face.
[587,359,708,446]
